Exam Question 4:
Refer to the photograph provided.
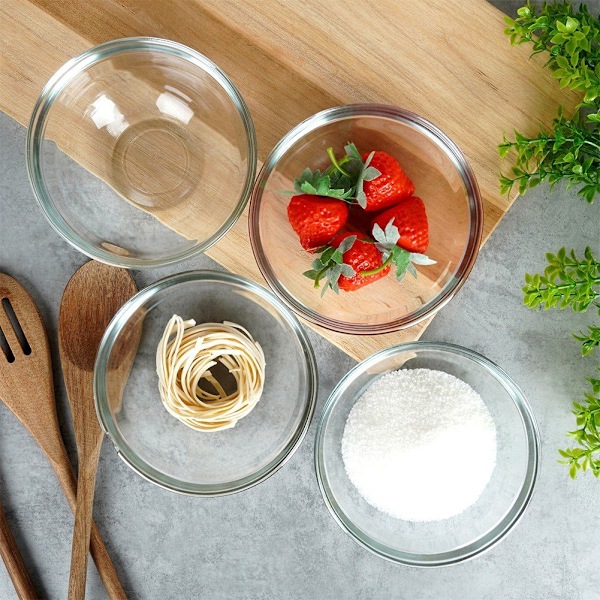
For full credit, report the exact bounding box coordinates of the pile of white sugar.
[342,368,497,522]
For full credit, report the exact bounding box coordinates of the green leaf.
[569,462,578,479]
[362,166,381,182]
[353,150,380,209]
[337,235,357,255]
[565,17,579,33]
[409,252,437,266]
[343,142,362,161]
[303,269,320,280]
[290,167,355,200]
[391,247,411,279]
[556,20,568,34]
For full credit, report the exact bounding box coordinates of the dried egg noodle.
[156,315,266,431]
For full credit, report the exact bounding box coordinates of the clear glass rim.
[94,269,318,496]
[248,104,483,334]
[314,341,540,566]
[26,37,257,269]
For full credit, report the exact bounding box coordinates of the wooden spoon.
[58,261,136,600]
[0,502,37,599]
[0,272,127,599]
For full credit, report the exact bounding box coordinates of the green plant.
[523,246,599,312]
[523,248,600,476]
[558,369,600,477]
[501,2,600,477]
[500,2,600,202]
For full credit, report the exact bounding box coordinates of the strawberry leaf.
[354,151,382,209]
[410,252,437,266]
[372,220,436,282]
[389,247,411,280]
[373,220,400,249]
[303,235,357,295]
[289,168,355,200]
[363,166,381,182]
[344,143,362,161]
[319,246,336,265]
[303,269,320,279]
[336,235,357,254]
[340,264,356,277]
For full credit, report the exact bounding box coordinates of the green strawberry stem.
[326,147,351,177]
[313,264,331,288]
[361,253,394,276]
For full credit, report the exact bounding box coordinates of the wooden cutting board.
[0,0,579,361]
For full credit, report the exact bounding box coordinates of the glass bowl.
[315,342,540,566]
[27,38,256,268]
[249,105,482,334]
[94,270,317,495]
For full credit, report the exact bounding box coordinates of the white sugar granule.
[341,368,497,522]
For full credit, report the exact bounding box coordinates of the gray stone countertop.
[1,6,599,595]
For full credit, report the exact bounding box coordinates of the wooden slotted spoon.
[0,272,127,599]
[59,261,136,600]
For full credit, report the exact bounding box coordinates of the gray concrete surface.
[1,2,599,595]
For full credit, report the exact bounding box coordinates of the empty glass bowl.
[94,271,317,495]
[249,105,483,334]
[315,342,540,566]
[27,38,256,268]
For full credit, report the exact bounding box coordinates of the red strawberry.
[347,203,374,236]
[330,231,390,291]
[287,194,348,251]
[371,196,429,254]
[361,151,414,212]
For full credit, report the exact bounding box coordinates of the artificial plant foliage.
[501,2,600,477]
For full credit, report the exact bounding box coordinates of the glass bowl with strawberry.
[249,105,483,334]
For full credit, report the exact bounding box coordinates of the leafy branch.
[502,2,600,479]
[574,324,600,355]
[504,2,600,103]
[558,370,600,478]
[498,108,600,202]
[523,246,600,312]
[523,247,599,478]
[499,2,600,202]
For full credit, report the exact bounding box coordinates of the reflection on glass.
[156,91,194,125]
[90,94,128,137]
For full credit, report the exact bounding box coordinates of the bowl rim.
[248,104,483,334]
[26,36,257,269]
[314,341,541,567]
[94,269,318,496]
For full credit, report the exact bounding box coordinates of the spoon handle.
[0,503,37,600]
[50,449,127,600]
[68,440,103,600]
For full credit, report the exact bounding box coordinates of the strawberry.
[287,194,348,251]
[371,196,429,254]
[347,203,374,236]
[332,232,391,291]
[304,231,390,294]
[360,151,415,212]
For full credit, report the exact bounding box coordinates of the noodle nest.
[156,315,266,431]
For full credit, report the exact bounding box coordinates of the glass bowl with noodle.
[94,270,317,495]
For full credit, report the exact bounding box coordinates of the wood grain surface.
[0,0,580,360]
[0,273,127,599]
[0,503,37,600]
[58,261,137,600]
